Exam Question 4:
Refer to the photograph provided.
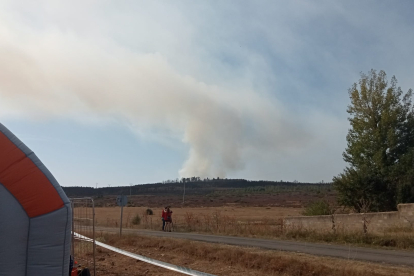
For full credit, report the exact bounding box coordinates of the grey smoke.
[0,26,310,178]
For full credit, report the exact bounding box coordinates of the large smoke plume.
[0,17,309,179]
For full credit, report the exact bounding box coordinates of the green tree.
[334,70,414,212]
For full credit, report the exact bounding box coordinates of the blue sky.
[1,1,414,187]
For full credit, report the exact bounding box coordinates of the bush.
[146,208,153,215]
[132,214,141,225]
[302,200,332,216]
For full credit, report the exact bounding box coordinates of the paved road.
[95,226,414,267]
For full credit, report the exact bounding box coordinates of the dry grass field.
[94,206,302,226]
[90,206,302,238]
[81,206,414,250]
[73,206,414,275]
[81,233,414,276]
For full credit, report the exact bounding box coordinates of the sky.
[1,1,414,187]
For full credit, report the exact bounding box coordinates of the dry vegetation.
[78,233,413,276]
[77,181,336,209]
[86,206,414,250]
[93,206,300,230]
[285,227,414,250]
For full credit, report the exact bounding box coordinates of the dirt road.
[95,226,414,267]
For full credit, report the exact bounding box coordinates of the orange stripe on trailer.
[0,132,64,218]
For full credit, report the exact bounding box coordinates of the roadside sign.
[116,195,128,207]
[116,195,128,237]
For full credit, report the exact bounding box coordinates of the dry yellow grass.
[92,206,302,228]
[78,206,414,250]
[85,233,414,276]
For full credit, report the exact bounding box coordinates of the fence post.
[120,205,124,237]
[70,197,96,276]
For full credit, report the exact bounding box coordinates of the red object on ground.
[71,268,78,276]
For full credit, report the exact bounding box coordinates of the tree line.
[63,178,330,197]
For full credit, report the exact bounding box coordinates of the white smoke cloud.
[0,17,310,178]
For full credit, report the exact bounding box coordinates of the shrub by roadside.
[302,200,333,216]
[132,214,141,225]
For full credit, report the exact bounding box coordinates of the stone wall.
[284,203,414,234]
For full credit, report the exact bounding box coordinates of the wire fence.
[71,197,96,275]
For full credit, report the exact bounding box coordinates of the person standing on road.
[166,207,173,223]
[161,207,168,231]
[165,206,173,232]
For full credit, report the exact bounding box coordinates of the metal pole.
[182,182,186,205]
[120,205,124,237]
[71,201,75,258]
[91,198,96,276]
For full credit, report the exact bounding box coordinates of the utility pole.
[117,195,127,237]
[119,201,124,237]
[182,182,186,205]
[129,183,132,196]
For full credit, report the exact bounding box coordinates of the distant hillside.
[62,178,332,198]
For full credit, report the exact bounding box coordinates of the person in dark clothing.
[166,207,172,222]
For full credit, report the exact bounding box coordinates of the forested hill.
[62,178,332,197]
